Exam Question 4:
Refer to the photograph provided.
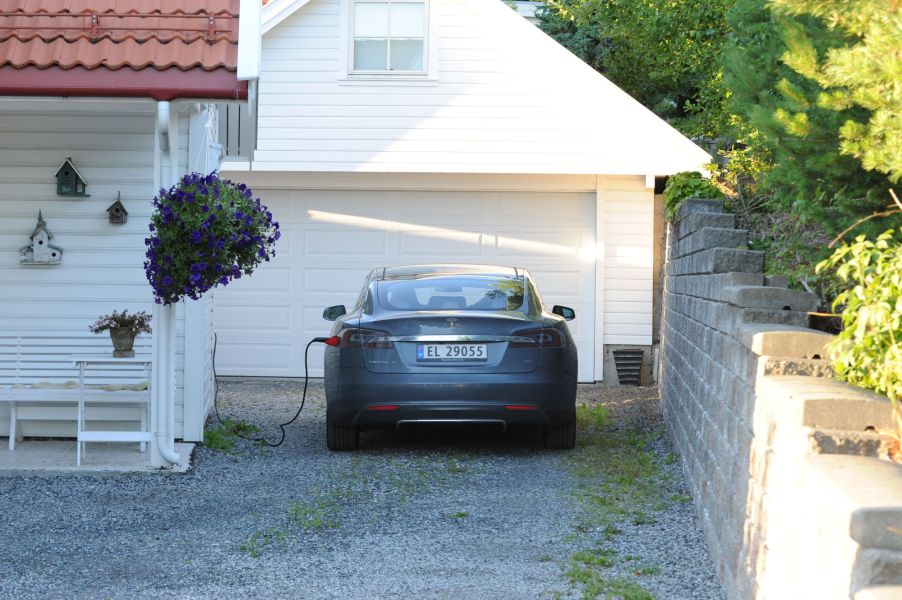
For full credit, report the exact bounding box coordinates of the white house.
[0,0,260,466]
[215,0,710,383]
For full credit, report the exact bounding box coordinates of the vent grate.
[612,349,645,386]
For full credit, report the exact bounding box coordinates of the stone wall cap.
[759,376,894,430]
[738,323,833,358]
[855,586,902,600]
[806,455,902,551]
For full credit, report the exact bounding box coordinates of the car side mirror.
[323,305,347,321]
[552,305,575,321]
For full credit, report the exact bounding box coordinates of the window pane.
[354,39,388,70]
[389,39,423,71]
[354,2,388,37]
[390,2,425,37]
[378,277,525,311]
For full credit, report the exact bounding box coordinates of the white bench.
[0,333,152,464]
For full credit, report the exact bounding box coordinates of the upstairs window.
[352,0,426,73]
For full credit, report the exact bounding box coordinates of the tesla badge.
[446,318,458,328]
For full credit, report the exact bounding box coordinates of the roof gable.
[249,0,710,175]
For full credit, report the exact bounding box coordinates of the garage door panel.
[222,266,293,293]
[303,267,370,294]
[217,305,291,331]
[216,189,598,381]
[218,341,293,372]
[400,230,484,256]
[305,228,388,256]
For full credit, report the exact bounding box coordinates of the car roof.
[379,264,520,281]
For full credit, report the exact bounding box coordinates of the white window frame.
[338,0,438,82]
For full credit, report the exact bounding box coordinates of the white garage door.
[215,189,597,381]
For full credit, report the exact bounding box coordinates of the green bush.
[817,229,902,437]
[663,172,724,221]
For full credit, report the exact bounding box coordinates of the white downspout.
[151,100,181,467]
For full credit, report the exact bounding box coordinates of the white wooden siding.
[601,176,653,346]
[248,0,709,175]
[0,102,194,438]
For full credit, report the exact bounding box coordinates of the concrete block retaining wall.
[660,199,902,599]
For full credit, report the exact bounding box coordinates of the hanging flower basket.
[144,173,280,305]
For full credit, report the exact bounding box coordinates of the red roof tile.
[0,0,239,72]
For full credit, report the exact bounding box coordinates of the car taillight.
[341,328,392,349]
[511,328,562,348]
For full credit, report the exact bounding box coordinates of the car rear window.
[377,276,525,311]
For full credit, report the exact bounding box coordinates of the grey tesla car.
[321,264,578,451]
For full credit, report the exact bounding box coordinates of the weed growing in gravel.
[565,564,654,600]
[203,418,261,454]
[288,497,341,530]
[203,427,234,453]
[238,452,477,558]
[562,402,677,599]
[239,528,285,558]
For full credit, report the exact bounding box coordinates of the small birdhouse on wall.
[107,196,128,224]
[55,158,89,197]
[20,211,63,265]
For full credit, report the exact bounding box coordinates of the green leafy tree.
[538,0,732,137]
[817,229,902,439]
[770,0,902,182]
[723,0,893,235]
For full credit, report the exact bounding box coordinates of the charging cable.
[212,334,328,447]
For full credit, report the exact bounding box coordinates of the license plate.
[416,343,487,362]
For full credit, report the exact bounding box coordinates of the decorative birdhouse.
[20,211,63,265]
[55,158,89,197]
[107,197,128,224]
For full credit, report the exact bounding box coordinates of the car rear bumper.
[325,368,576,429]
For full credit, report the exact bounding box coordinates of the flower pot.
[109,327,136,358]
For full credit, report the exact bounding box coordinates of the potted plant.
[144,172,279,305]
[89,310,152,357]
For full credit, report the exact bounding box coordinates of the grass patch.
[565,564,654,600]
[203,417,262,454]
[633,564,662,577]
[239,528,285,558]
[450,511,470,519]
[563,401,679,598]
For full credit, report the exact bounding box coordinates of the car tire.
[326,419,359,451]
[543,416,576,449]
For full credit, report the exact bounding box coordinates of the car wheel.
[326,418,359,451]
[542,416,576,449]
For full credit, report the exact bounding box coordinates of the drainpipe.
[151,100,181,467]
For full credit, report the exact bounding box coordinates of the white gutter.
[156,100,170,152]
[150,100,181,467]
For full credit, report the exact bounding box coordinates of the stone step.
[667,247,764,276]
[722,285,819,313]
[674,227,749,259]
[739,324,834,359]
[761,355,835,378]
[665,272,764,299]
[739,307,809,329]
[855,585,902,600]
[673,211,737,240]
[676,198,725,221]
[808,428,893,458]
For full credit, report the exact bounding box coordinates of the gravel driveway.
[0,381,723,599]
